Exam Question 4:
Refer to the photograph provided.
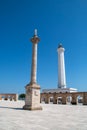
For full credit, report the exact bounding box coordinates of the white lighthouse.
[42,43,77,93]
[57,44,66,89]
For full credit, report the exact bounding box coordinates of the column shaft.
[31,43,37,83]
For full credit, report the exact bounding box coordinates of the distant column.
[57,44,66,88]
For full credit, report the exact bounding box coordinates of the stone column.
[30,43,37,83]
[23,29,42,110]
[0,95,2,100]
[14,94,18,101]
[45,94,49,104]
[53,93,57,104]
[71,94,77,105]
[62,96,66,104]
[83,92,87,105]
[57,44,66,88]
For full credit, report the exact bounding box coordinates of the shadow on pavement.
[0,106,23,110]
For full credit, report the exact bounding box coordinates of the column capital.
[30,29,40,44]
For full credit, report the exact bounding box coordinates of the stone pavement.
[0,101,87,130]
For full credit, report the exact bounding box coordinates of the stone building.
[0,93,18,101]
[41,92,87,105]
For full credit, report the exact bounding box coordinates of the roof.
[58,44,63,48]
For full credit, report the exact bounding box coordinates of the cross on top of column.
[34,29,37,36]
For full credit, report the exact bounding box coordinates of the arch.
[66,96,72,105]
[8,95,11,101]
[77,95,83,105]
[57,97,62,104]
[41,97,45,103]
[12,96,15,101]
[1,96,5,100]
[49,96,54,104]
[4,96,8,100]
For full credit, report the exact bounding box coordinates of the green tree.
[19,93,25,100]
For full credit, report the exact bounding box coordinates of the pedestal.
[23,83,42,110]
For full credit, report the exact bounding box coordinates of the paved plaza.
[0,101,87,130]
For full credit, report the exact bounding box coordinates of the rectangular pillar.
[45,96,49,104]
[83,92,87,105]
[71,95,77,105]
[62,96,66,104]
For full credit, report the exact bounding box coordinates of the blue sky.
[0,0,87,94]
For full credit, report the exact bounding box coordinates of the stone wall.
[0,93,18,101]
[41,92,87,105]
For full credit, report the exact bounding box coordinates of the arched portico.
[0,94,18,101]
[41,92,87,105]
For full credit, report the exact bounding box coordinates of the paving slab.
[0,101,87,130]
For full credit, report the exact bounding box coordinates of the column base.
[83,103,87,105]
[23,105,42,110]
[71,102,77,105]
[23,82,43,110]
[62,103,66,105]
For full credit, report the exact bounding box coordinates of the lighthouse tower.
[57,44,66,89]
[42,43,77,93]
